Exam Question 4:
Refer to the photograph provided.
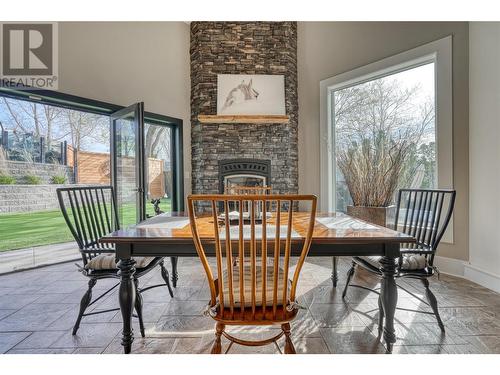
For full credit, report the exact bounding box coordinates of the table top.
[100,211,415,245]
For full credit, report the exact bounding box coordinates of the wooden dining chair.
[187,194,317,354]
[224,185,272,195]
[56,185,174,337]
[224,185,271,223]
[342,188,456,332]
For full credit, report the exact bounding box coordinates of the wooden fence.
[67,146,166,198]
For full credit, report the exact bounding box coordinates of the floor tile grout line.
[0,309,20,322]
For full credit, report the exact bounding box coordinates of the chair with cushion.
[56,185,174,337]
[342,188,456,332]
[188,194,317,354]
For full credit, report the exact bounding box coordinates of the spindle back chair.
[57,186,174,336]
[187,194,317,354]
[224,185,271,215]
[395,188,456,267]
[343,188,456,332]
[224,185,272,195]
[57,185,119,265]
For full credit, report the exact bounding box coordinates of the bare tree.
[0,98,109,153]
[0,98,64,148]
[63,109,109,152]
[335,78,435,207]
[145,124,170,159]
[42,105,62,149]
[1,98,31,134]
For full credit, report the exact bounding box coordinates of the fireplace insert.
[218,159,271,193]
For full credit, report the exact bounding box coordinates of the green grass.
[0,199,171,252]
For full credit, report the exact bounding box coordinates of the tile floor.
[1,257,500,354]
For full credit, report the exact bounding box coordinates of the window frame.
[0,85,185,212]
[319,36,453,242]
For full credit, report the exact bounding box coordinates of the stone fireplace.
[190,22,298,195]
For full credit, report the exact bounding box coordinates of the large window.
[0,87,183,271]
[320,36,453,224]
[333,62,436,212]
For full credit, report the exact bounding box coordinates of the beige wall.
[58,22,191,196]
[467,22,500,290]
[298,22,469,261]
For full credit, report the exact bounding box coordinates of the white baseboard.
[464,263,500,294]
[434,255,466,278]
[433,256,500,293]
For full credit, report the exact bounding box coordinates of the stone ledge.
[0,184,98,214]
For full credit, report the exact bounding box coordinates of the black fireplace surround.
[218,159,271,193]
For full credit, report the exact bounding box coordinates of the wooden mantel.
[198,115,290,124]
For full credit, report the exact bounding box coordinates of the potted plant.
[337,135,400,227]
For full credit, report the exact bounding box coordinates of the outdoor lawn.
[0,199,171,252]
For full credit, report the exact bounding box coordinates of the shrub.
[24,175,42,185]
[0,174,16,185]
[51,175,67,184]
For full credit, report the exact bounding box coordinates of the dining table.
[100,211,415,354]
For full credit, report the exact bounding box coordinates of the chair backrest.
[224,185,271,214]
[57,186,119,263]
[187,194,317,320]
[224,185,271,195]
[395,189,456,255]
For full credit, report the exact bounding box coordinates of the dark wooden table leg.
[331,256,338,288]
[170,256,178,288]
[117,244,136,354]
[379,248,398,353]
